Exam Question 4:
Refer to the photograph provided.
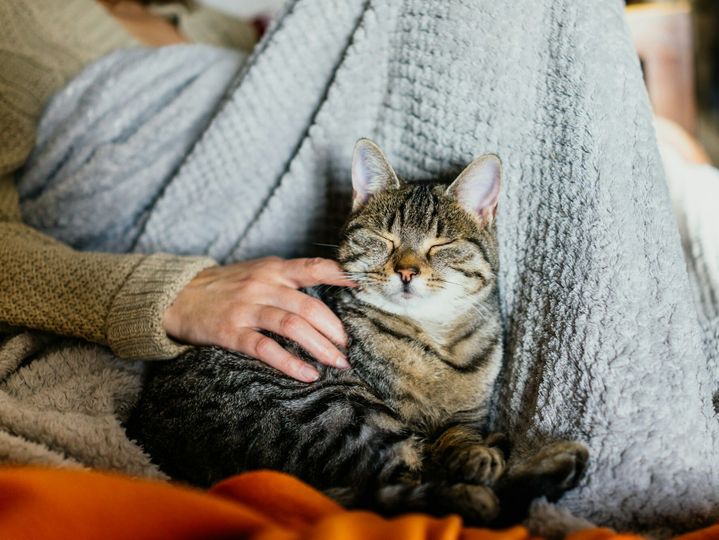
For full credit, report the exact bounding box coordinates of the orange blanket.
[0,467,716,540]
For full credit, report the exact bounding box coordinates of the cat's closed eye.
[353,232,392,253]
[376,233,396,250]
[427,239,456,255]
[428,239,473,264]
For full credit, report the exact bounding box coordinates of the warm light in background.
[626,0,719,162]
[198,0,284,18]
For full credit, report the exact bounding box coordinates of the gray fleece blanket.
[13,0,719,535]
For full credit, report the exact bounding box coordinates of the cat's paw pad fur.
[446,483,499,523]
[515,440,589,500]
[446,443,506,485]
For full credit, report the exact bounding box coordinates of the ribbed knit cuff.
[106,253,216,360]
[0,174,20,221]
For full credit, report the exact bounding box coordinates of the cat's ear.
[352,138,401,211]
[445,154,502,221]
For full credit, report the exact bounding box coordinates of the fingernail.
[300,365,320,382]
[334,355,350,370]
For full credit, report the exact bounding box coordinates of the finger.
[280,258,356,288]
[252,306,350,370]
[259,286,348,348]
[233,329,320,383]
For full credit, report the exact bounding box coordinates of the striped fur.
[126,142,586,524]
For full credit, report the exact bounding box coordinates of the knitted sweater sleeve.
[0,176,216,359]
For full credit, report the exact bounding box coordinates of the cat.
[126,138,588,524]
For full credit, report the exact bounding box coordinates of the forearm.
[0,218,215,359]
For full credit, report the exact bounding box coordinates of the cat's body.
[127,140,587,524]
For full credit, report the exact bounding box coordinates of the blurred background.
[626,0,719,163]
[199,0,284,17]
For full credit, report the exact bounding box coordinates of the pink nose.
[396,267,418,284]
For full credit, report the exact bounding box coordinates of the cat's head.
[338,138,501,322]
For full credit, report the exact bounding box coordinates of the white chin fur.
[356,277,477,343]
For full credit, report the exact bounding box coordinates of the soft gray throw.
[15,0,719,535]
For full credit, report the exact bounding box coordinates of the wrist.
[107,253,216,359]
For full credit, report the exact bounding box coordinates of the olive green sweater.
[0,0,229,359]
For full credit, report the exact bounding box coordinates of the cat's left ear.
[352,138,402,211]
[445,154,502,221]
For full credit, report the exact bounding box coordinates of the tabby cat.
[126,139,587,524]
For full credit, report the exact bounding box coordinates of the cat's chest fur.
[334,292,502,433]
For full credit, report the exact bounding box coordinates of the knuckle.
[303,257,326,278]
[228,312,249,333]
[254,336,276,357]
[232,330,254,352]
[279,312,304,334]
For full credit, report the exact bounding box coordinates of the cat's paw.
[445,443,506,485]
[445,483,499,524]
[484,432,510,454]
[511,440,589,501]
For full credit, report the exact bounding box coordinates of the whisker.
[341,275,376,283]
[468,303,492,320]
[341,270,383,275]
[341,272,385,284]
[311,284,333,292]
[429,276,463,287]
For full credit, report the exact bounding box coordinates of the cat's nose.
[395,266,419,284]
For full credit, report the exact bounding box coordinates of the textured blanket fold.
[12,0,719,535]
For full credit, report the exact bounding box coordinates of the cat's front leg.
[492,440,589,526]
[430,425,507,485]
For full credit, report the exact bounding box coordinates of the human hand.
[163,257,355,382]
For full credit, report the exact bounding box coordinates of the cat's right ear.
[352,138,401,211]
[445,154,502,222]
